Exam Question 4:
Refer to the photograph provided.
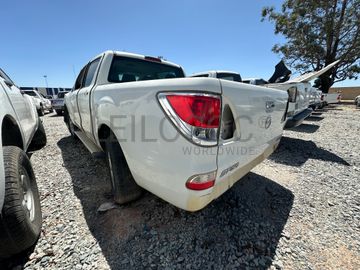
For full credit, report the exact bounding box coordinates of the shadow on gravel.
[270,136,350,167]
[58,136,294,269]
[325,106,343,111]
[289,123,320,133]
[0,246,36,269]
[311,112,323,116]
[305,116,324,122]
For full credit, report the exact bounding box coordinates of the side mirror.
[20,90,25,95]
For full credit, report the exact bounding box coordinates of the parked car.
[354,95,360,107]
[64,50,288,211]
[243,61,339,128]
[322,92,341,105]
[191,70,242,82]
[308,87,323,110]
[22,89,53,116]
[242,78,268,85]
[0,69,46,258]
[51,91,69,115]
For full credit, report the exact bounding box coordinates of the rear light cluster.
[158,92,221,146]
[185,171,216,190]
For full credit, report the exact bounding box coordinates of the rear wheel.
[0,146,42,258]
[105,131,142,204]
[64,109,77,139]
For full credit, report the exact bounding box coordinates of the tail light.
[186,171,216,190]
[158,93,221,146]
[337,94,341,100]
[145,56,162,63]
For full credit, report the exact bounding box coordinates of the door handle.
[84,91,89,95]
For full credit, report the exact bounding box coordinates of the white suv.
[0,69,46,258]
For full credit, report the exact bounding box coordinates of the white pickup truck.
[22,89,53,116]
[0,69,46,258]
[322,92,341,105]
[64,51,288,211]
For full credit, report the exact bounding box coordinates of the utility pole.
[43,75,48,88]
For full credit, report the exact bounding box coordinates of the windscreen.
[216,73,242,82]
[108,56,185,83]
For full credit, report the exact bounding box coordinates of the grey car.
[52,91,69,115]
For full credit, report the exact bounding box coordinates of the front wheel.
[0,146,42,258]
[105,131,142,204]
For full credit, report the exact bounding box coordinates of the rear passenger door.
[77,57,101,140]
[69,66,86,127]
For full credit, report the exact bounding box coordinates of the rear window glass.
[192,74,209,78]
[24,91,37,96]
[57,92,69,98]
[216,73,242,82]
[108,56,185,83]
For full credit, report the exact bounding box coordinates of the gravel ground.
[1,104,359,269]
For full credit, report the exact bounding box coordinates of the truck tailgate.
[216,80,288,184]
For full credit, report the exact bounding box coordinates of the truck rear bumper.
[285,108,313,129]
[184,136,281,211]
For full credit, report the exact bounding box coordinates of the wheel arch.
[98,124,111,151]
[1,115,24,150]
[97,124,129,162]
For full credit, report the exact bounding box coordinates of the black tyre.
[105,131,142,204]
[28,120,47,151]
[37,106,44,116]
[55,109,63,116]
[0,146,42,258]
[64,109,77,139]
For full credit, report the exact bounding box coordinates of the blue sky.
[1,0,358,88]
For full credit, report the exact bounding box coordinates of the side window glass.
[84,58,100,87]
[74,66,87,90]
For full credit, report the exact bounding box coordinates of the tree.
[262,0,360,92]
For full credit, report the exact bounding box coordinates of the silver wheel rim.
[20,172,35,221]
